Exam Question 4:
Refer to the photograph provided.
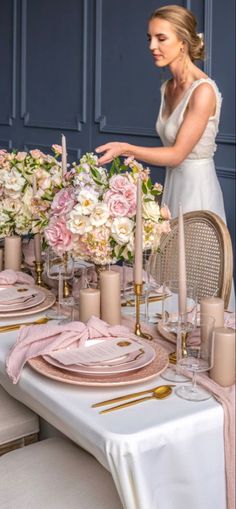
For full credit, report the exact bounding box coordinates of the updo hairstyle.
[149,5,205,62]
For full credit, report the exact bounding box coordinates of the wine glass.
[161,279,197,383]
[144,251,162,324]
[60,267,88,322]
[45,249,74,320]
[176,313,215,401]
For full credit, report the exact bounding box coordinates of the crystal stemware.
[176,313,215,401]
[161,279,197,383]
[45,249,74,321]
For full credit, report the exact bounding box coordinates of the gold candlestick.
[34,261,44,286]
[134,283,153,340]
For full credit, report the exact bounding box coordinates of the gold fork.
[0,316,54,333]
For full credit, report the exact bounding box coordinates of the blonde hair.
[149,5,205,62]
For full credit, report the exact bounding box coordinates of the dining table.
[0,308,227,509]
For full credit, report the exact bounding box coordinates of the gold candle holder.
[34,261,44,286]
[134,283,153,340]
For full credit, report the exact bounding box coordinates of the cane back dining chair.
[151,210,233,308]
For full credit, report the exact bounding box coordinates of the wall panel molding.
[21,0,88,131]
[203,0,213,76]
[0,0,17,126]
[94,0,160,138]
[216,166,236,180]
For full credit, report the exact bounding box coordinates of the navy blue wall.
[0,0,235,258]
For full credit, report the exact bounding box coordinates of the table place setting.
[0,269,56,319]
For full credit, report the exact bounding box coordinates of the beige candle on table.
[178,203,187,315]
[134,176,143,285]
[32,176,42,263]
[61,134,67,176]
[0,248,3,271]
[210,327,235,386]
[100,270,121,325]
[200,297,224,328]
[4,236,22,271]
[79,288,100,323]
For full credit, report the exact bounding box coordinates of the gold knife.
[91,384,175,408]
[0,316,53,333]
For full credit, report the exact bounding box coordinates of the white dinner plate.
[43,339,156,376]
[0,287,46,312]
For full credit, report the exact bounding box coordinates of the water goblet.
[60,267,88,322]
[45,249,74,321]
[161,279,197,383]
[175,313,215,401]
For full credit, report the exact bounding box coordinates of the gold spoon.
[99,386,173,414]
[0,316,53,333]
[92,384,175,408]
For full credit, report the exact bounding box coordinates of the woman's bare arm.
[95,83,216,167]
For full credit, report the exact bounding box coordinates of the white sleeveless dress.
[156,78,226,222]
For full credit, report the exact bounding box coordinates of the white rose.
[76,189,98,215]
[2,168,25,193]
[67,210,92,234]
[90,203,110,227]
[111,217,134,245]
[142,200,160,222]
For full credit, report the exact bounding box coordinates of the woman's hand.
[95,142,127,165]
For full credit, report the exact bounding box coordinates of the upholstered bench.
[0,385,39,456]
[0,437,123,508]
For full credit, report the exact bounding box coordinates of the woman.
[95,4,226,222]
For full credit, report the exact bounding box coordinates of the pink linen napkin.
[6,316,137,384]
[0,270,34,286]
[122,315,235,509]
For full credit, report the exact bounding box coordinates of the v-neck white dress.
[156,78,226,222]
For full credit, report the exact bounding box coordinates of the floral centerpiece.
[0,146,66,238]
[44,153,171,265]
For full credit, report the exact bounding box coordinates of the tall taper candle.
[0,248,3,271]
[32,176,42,263]
[178,203,187,315]
[134,176,143,285]
[61,134,67,176]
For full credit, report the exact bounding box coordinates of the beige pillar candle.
[134,176,143,285]
[4,236,22,271]
[210,327,235,386]
[32,176,42,263]
[200,297,224,328]
[100,270,121,325]
[0,248,3,271]
[178,203,187,315]
[61,134,67,175]
[79,288,100,323]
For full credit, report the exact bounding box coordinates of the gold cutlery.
[99,385,173,414]
[92,384,175,408]
[0,316,54,333]
[121,294,168,307]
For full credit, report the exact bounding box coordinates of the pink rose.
[160,204,171,220]
[51,188,75,216]
[44,216,73,254]
[15,152,27,161]
[123,183,137,217]
[52,144,62,155]
[109,175,130,193]
[105,193,130,217]
[157,221,171,235]
[30,149,43,159]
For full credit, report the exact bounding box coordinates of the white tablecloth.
[0,314,227,509]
